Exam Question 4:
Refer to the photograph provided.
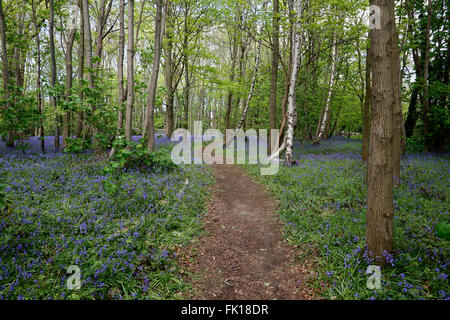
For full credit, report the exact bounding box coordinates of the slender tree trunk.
[125,0,134,142]
[164,4,174,138]
[117,0,125,134]
[234,42,247,128]
[422,0,431,152]
[236,39,262,130]
[146,0,163,151]
[31,0,45,153]
[315,35,337,143]
[182,3,189,128]
[285,0,303,165]
[82,0,96,140]
[268,0,279,153]
[49,0,60,151]
[63,1,77,148]
[225,26,239,131]
[366,0,396,265]
[93,0,113,69]
[391,11,402,184]
[76,0,85,137]
[0,0,14,147]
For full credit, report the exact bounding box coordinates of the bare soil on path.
[179,164,316,300]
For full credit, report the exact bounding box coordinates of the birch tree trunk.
[314,35,337,144]
[236,40,262,130]
[284,0,303,166]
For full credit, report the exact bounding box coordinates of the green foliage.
[0,87,40,147]
[63,137,90,154]
[104,137,177,175]
[436,222,450,241]
[405,137,424,153]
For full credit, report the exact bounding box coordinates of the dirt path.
[179,164,316,300]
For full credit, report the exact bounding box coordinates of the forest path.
[179,164,316,299]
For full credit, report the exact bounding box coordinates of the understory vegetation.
[246,137,449,300]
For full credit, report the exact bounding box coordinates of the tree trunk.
[182,3,190,128]
[366,0,396,265]
[0,0,10,139]
[117,0,125,134]
[315,35,337,144]
[233,42,247,128]
[146,0,164,151]
[391,11,402,185]
[82,0,97,140]
[422,0,431,152]
[31,0,45,153]
[285,0,303,166]
[164,4,174,138]
[76,0,85,138]
[63,1,77,148]
[49,0,60,151]
[224,26,239,131]
[236,38,262,130]
[125,0,134,142]
[268,0,279,153]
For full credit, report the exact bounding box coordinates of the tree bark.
[116,0,125,134]
[49,0,60,151]
[315,34,337,143]
[76,0,85,138]
[268,0,279,153]
[391,10,402,184]
[0,0,15,148]
[422,0,431,152]
[31,0,45,153]
[125,0,134,142]
[366,0,396,265]
[285,0,303,165]
[63,0,78,148]
[224,23,240,131]
[146,0,164,151]
[164,4,174,138]
[82,0,97,141]
[236,37,262,130]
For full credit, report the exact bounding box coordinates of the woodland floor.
[179,164,317,300]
